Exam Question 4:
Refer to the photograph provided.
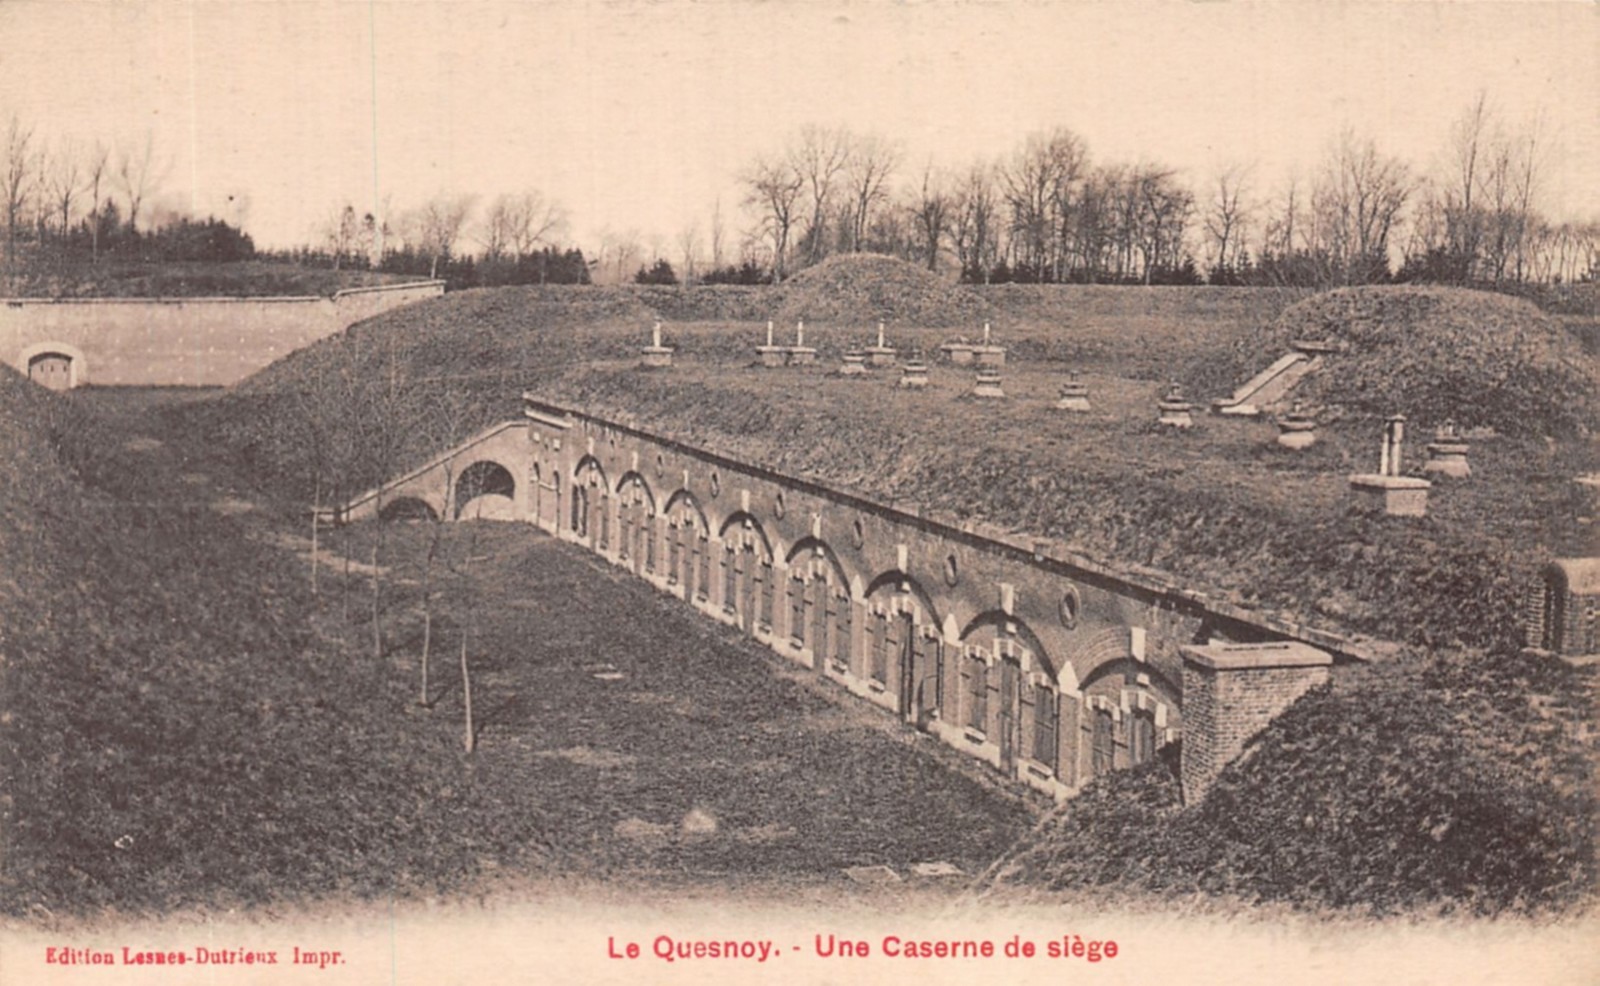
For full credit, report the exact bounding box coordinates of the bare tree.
[115,131,165,232]
[1441,91,1491,277]
[1002,127,1088,280]
[1310,130,1413,284]
[3,113,34,270]
[790,125,851,266]
[322,203,358,269]
[481,190,566,261]
[404,193,475,278]
[709,197,726,272]
[1204,163,1254,275]
[951,160,1000,282]
[907,163,950,271]
[83,140,110,261]
[595,226,643,285]
[43,138,83,242]
[844,133,901,252]
[740,153,804,282]
[676,222,701,285]
[1130,164,1194,283]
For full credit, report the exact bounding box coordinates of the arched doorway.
[18,342,87,390]
[453,460,516,520]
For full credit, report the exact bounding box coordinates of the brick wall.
[1180,643,1332,805]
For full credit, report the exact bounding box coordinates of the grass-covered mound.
[174,276,1594,654]
[7,259,424,298]
[0,369,552,917]
[1187,286,1600,439]
[982,649,1596,916]
[774,253,993,329]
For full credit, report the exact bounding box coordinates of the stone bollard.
[757,320,785,366]
[943,339,975,365]
[1055,370,1092,412]
[865,321,897,367]
[1275,401,1316,449]
[972,366,1006,399]
[640,321,674,368]
[787,319,818,365]
[1423,421,1471,479]
[1157,382,1194,429]
[1349,414,1431,516]
[899,353,929,389]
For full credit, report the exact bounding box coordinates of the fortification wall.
[3,280,443,387]
[517,396,1356,799]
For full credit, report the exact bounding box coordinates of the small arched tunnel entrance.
[26,350,76,390]
[379,497,440,523]
[453,460,517,520]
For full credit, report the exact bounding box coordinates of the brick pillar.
[1179,642,1332,805]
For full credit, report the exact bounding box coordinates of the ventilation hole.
[943,553,959,586]
[1059,586,1081,629]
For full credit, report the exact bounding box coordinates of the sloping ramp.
[1212,342,1336,416]
[338,419,529,523]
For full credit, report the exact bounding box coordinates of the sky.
[1,1,1595,255]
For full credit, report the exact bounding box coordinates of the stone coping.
[1348,474,1432,490]
[1180,641,1334,671]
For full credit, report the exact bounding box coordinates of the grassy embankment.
[0,372,1031,921]
[166,262,1596,916]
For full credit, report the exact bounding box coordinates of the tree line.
[723,106,1596,289]
[6,94,1594,293]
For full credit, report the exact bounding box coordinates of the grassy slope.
[0,374,1031,918]
[984,648,1596,916]
[0,370,549,915]
[183,277,1596,653]
[166,273,1598,917]
[5,259,425,298]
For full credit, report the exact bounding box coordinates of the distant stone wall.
[2,280,443,387]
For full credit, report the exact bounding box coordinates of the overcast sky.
[2,1,1594,253]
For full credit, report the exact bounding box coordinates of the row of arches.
[551,450,1182,792]
[377,459,519,522]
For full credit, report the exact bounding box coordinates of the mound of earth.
[981,650,1595,917]
[774,254,992,330]
[1201,286,1598,439]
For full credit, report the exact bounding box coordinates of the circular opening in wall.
[709,472,721,497]
[851,518,865,549]
[1059,586,1081,629]
[943,553,959,586]
[774,492,786,519]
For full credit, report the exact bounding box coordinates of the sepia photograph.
[0,2,1595,982]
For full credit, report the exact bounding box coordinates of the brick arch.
[1071,626,1138,684]
[573,454,608,487]
[864,569,943,629]
[1078,656,1182,708]
[717,510,774,559]
[663,488,709,533]
[379,496,441,522]
[785,536,853,590]
[959,609,1056,680]
[615,470,657,512]
[452,459,517,519]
